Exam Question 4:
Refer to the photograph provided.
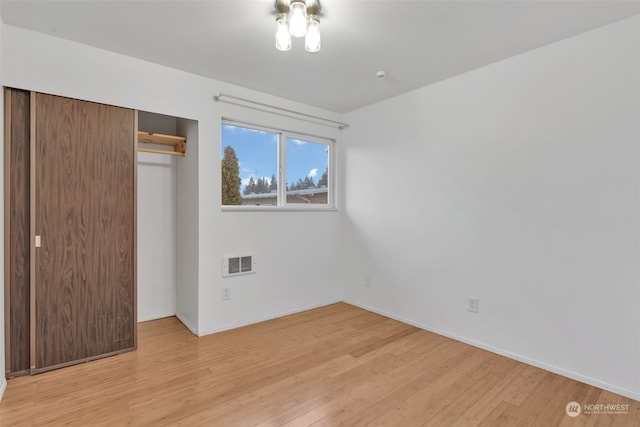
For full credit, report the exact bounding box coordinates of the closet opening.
[137,111,198,332]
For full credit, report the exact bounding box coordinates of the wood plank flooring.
[0,303,637,426]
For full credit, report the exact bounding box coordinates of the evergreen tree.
[243,176,256,195]
[221,146,242,205]
[256,177,268,194]
[244,175,276,194]
[304,176,316,189]
[317,168,328,188]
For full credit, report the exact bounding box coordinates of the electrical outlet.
[364,275,372,288]
[222,287,231,301]
[467,297,479,313]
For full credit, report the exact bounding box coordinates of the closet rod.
[138,148,184,157]
[213,93,348,130]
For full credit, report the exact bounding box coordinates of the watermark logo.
[565,401,630,417]
[583,403,629,415]
[566,401,581,417]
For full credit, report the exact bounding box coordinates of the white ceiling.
[1,1,638,113]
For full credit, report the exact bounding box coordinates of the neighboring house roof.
[242,187,328,200]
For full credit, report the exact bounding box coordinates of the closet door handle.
[35,235,42,248]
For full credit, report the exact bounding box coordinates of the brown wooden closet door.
[5,88,32,376]
[33,93,136,371]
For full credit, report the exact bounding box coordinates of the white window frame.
[221,120,336,211]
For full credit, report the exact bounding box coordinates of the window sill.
[221,205,337,212]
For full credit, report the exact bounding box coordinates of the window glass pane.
[286,138,329,205]
[221,124,278,206]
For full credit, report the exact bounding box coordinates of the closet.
[4,88,137,376]
[136,111,181,323]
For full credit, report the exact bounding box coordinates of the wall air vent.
[222,255,256,277]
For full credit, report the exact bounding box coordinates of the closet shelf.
[137,131,186,157]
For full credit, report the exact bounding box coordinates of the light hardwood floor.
[0,303,637,426]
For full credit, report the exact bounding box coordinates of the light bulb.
[305,16,321,53]
[275,14,291,51]
[289,0,307,37]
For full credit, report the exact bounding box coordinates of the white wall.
[138,151,177,322]
[138,153,177,322]
[342,15,640,400]
[0,23,344,344]
[175,118,199,333]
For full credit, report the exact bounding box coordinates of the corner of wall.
[340,16,640,400]
[175,118,199,334]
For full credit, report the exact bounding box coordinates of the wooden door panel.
[5,88,32,375]
[34,93,135,370]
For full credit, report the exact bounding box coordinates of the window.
[221,124,278,206]
[221,122,334,209]
[285,137,329,205]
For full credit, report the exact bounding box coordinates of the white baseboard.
[138,311,177,323]
[0,377,7,402]
[343,298,640,402]
[175,313,198,335]
[198,299,342,336]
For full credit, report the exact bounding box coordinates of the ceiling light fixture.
[275,0,322,53]
[275,13,292,51]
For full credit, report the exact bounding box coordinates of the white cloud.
[308,168,319,178]
[291,139,307,145]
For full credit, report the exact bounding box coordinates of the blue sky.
[221,124,328,191]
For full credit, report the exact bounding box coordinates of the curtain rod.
[213,93,348,130]
[222,117,336,143]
